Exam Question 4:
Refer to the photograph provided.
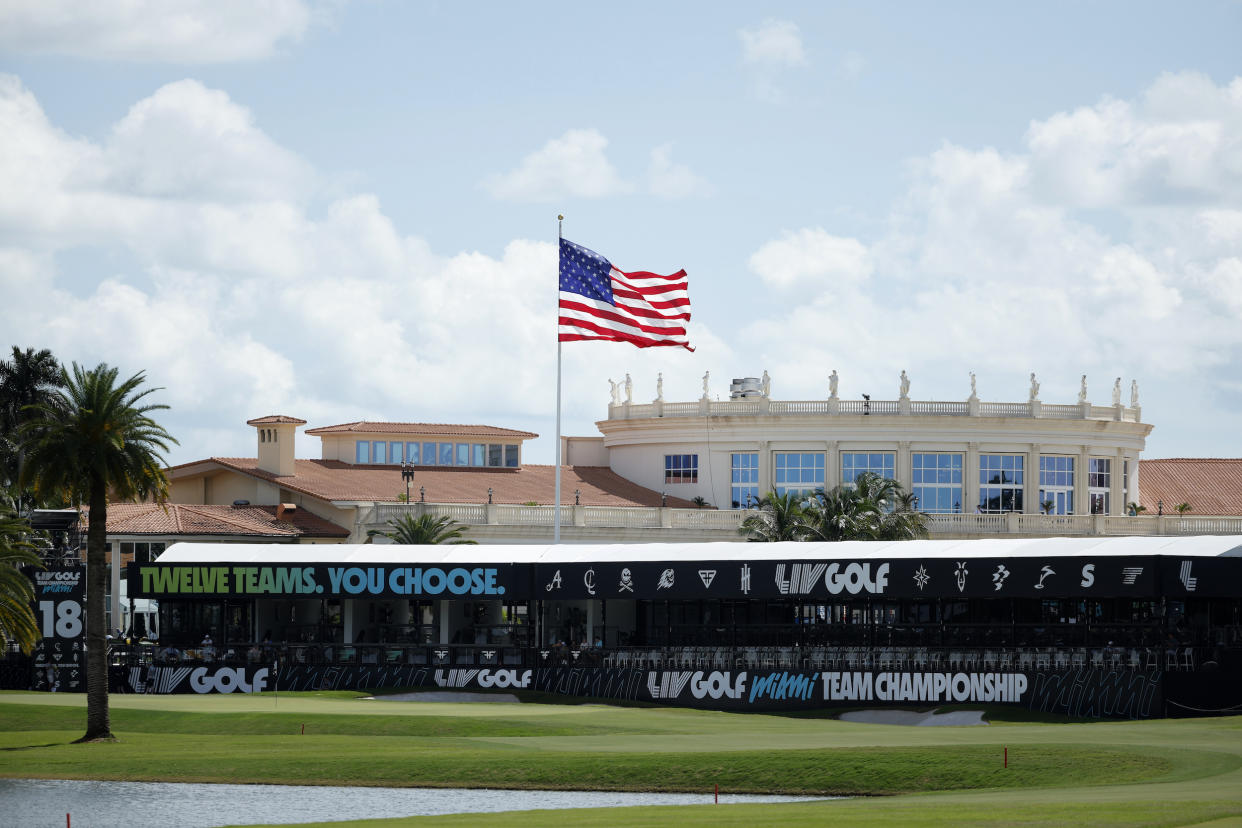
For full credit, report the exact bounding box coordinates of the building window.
[1039,456,1074,514]
[1088,458,1111,514]
[438,442,454,465]
[456,443,470,466]
[488,444,503,467]
[472,444,485,466]
[422,442,435,465]
[504,444,519,467]
[978,454,1024,513]
[406,442,420,464]
[841,452,895,485]
[665,454,698,484]
[911,453,962,513]
[355,441,370,464]
[1123,459,1130,511]
[731,452,758,509]
[388,442,404,464]
[774,452,823,497]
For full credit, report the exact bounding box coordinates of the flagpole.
[554,214,563,544]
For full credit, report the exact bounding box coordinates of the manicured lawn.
[1,691,1240,826]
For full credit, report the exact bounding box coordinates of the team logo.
[618,568,634,592]
[912,565,930,591]
[698,570,716,588]
[992,564,1010,591]
[1035,565,1055,589]
[955,561,968,592]
[657,568,675,590]
[1079,563,1094,588]
[545,570,562,592]
[1121,566,1143,585]
[1179,561,1197,592]
[584,568,596,596]
[740,564,751,594]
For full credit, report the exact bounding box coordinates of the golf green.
[1,691,1239,826]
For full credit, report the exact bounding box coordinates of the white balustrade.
[359,505,1242,536]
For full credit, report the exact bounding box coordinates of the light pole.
[400,461,415,505]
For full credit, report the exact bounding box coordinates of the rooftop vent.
[729,377,763,399]
[232,500,250,507]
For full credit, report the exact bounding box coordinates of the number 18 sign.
[29,564,86,692]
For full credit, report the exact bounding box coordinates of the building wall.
[598,413,1150,516]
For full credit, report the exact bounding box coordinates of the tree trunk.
[77,485,113,742]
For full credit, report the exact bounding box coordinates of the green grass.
[1,691,1241,826]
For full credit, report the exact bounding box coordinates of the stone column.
[824,440,839,492]
[1026,444,1041,514]
[964,442,980,512]
[757,440,771,496]
[1075,446,1090,515]
[1111,448,1125,516]
[897,441,912,495]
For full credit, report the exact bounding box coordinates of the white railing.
[979,402,1032,417]
[604,397,1142,423]
[359,505,1242,537]
[910,401,970,416]
[1040,404,1084,419]
[583,506,661,528]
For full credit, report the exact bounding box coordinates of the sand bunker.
[838,709,987,726]
[365,691,521,703]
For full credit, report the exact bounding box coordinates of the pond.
[2,778,827,827]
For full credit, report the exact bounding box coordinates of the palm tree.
[1175,502,1193,517]
[20,363,176,742]
[372,513,478,544]
[0,347,62,509]
[802,472,929,542]
[739,490,812,542]
[0,511,41,654]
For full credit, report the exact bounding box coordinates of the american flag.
[558,238,693,350]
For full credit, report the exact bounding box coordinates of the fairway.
[1,691,1240,827]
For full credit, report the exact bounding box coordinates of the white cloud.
[484,128,632,201]
[0,77,675,464]
[485,130,708,201]
[101,79,312,202]
[741,74,1242,419]
[645,144,711,199]
[1025,72,1242,207]
[0,0,318,62]
[739,19,806,67]
[748,229,871,288]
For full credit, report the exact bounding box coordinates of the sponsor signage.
[28,563,86,692]
[1159,557,1242,597]
[129,562,527,600]
[533,557,1161,600]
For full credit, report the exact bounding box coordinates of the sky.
[1,0,1240,467]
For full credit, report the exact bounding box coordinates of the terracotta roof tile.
[88,503,349,538]
[1139,458,1242,516]
[304,421,537,438]
[246,415,307,425]
[201,458,697,507]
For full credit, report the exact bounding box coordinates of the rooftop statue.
[1078,375,1088,404]
[1029,372,1040,402]
[899,370,911,399]
[829,369,839,399]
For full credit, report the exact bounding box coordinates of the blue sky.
[1,1,1240,466]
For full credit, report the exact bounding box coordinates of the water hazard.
[2,778,825,827]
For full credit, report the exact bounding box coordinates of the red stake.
[301,723,305,735]
[1004,747,1008,768]
[67,815,71,828]
[715,783,718,804]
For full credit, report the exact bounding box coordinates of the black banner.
[534,556,1163,600]
[1159,556,1242,598]
[129,562,527,600]
[29,563,85,692]
[113,662,1165,718]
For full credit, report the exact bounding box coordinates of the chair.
[1181,648,1195,671]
